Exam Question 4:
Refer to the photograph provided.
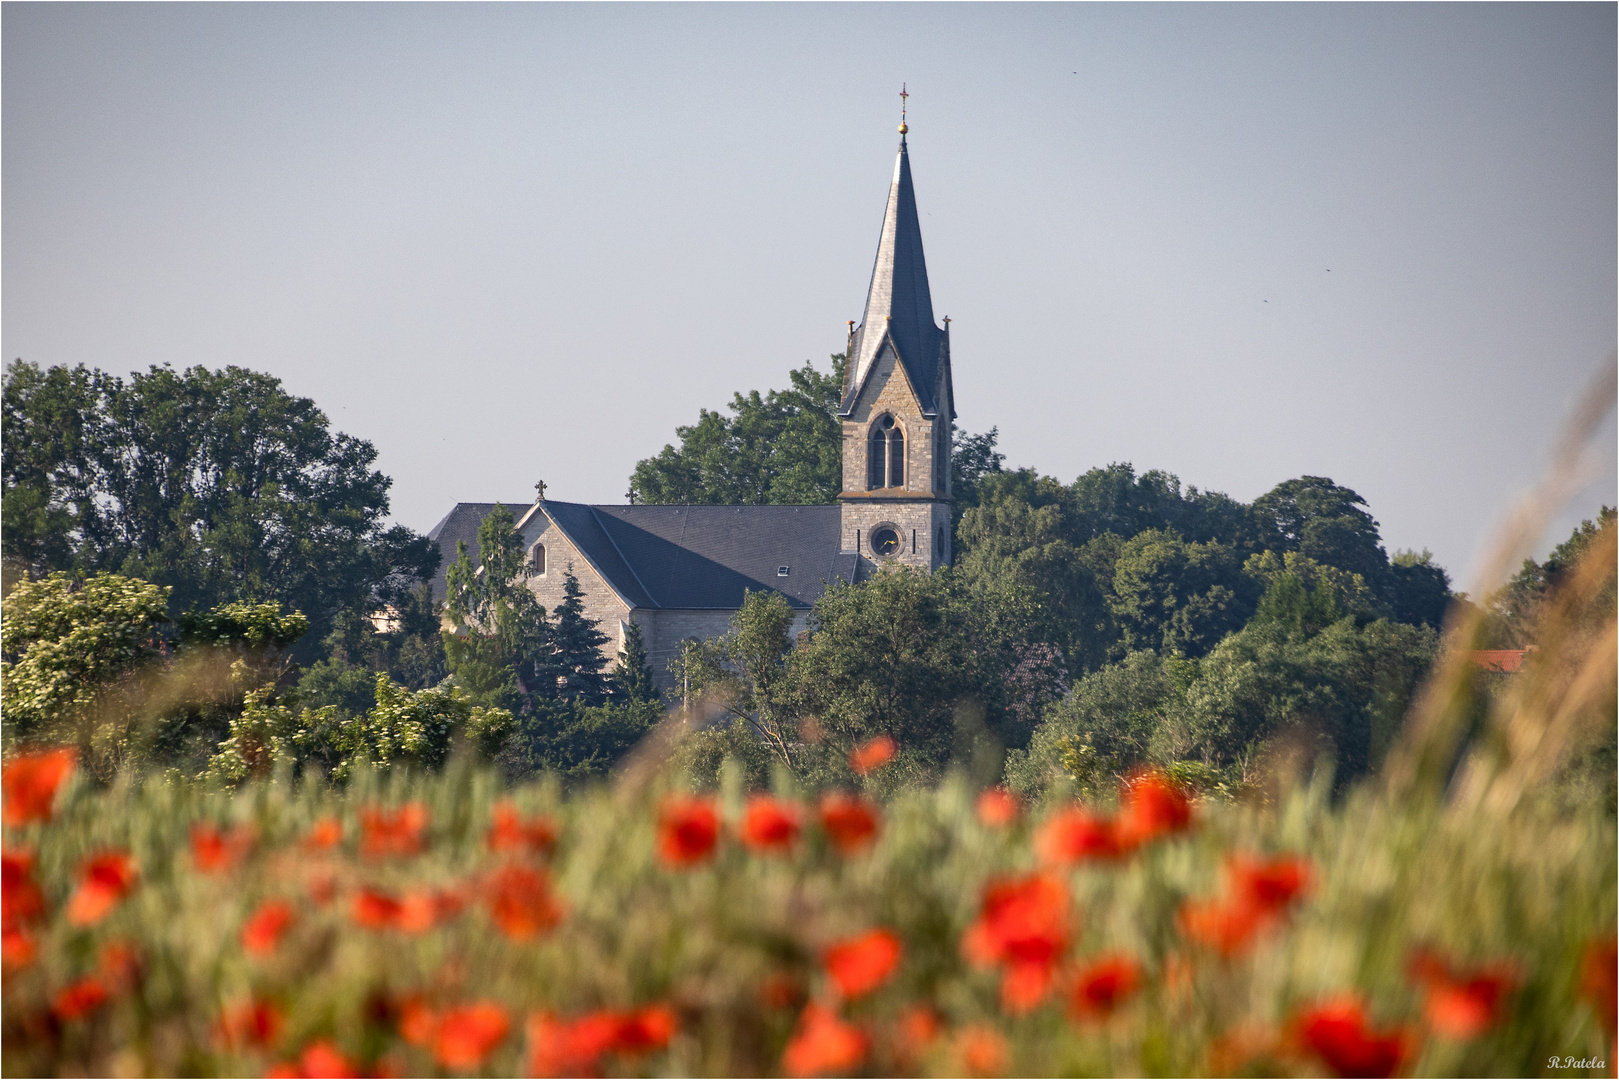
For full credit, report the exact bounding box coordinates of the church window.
[528,543,546,576]
[867,414,905,489]
[870,526,901,557]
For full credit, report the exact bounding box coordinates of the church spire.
[841,92,947,419]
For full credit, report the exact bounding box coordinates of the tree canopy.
[2,360,437,660]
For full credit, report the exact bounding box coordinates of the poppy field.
[1,713,1614,1079]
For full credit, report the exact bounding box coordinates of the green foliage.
[609,621,657,704]
[672,590,801,768]
[550,571,611,704]
[442,504,551,710]
[1390,548,1454,628]
[0,572,171,753]
[947,424,1005,519]
[1109,529,1256,658]
[1,360,439,662]
[204,674,513,785]
[1252,475,1392,596]
[1482,506,1615,648]
[629,356,846,505]
[503,696,664,781]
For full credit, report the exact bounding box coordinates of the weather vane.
[899,83,909,135]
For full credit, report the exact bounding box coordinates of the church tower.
[839,105,955,575]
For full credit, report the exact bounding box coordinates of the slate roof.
[425,501,529,602]
[429,501,858,610]
[842,134,953,420]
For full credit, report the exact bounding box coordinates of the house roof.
[1468,649,1529,673]
[842,134,952,420]
[429,501,858,611]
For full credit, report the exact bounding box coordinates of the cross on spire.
[899,83,909,136]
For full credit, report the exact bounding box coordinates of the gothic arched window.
[529,543,546,576]
[867,414,905,489]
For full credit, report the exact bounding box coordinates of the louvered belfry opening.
[867,414,904,489]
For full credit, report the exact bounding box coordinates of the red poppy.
[433,1001,510,1070]
[1179,853,1312,955]
[962,874,1072,1013]
[66,851,138,926]
[1582,937,1617,1036]
[352,888,403,930]
[52,975,110,1020]
[1293,998,1410,1079]
[485,863,564,940]
[305,817,343,850]
[976,787,1019,827]
[1230,855,1312,910]
[191,822,255,873]
[1112,770,1192,850]
[2,927,36,970]
[2,847,45,930]
[849,735,897,775]
[2,747,76,826]
[1034,807,1121,864]
[294,1039,360,1078]
[824,928,902,999]
[1404,949,1518,1039]
[396,891,442,935]
[359,802,429,858]
[818,793,881,854]
[740,795,802,853]
[614,1005,677,1055]
[218,999,285,1049]
[657,796,720,867]
[782,1003,868,1078]
[397,996,439,1047]
[525,1008,674,1077]
[1071,954,1143,1017]
[487,801,558,855]
[243,899,297,955]
[957,1024,1009,1077]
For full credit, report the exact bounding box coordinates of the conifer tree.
[610,620,658,704]
[549,570,610,704]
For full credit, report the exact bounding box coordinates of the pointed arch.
[866,413,906,490]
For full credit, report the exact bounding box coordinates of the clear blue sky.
[4,4,1614,588]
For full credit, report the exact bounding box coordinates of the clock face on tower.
[870,526,901,556]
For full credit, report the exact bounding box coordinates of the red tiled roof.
[1469,650,1528,673]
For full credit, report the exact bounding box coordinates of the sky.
[4,3,1614,590]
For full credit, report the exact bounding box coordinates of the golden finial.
[898,83,909,135]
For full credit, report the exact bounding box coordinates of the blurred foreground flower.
[1581,937,1617,1036]
[269,1039,360,1079]
[52,976,110,1021]
[359,803,429,858]
[956,1024,1010,1077]
[526,1006,676,1077]
[818,793,880,854]
[485,864,563,939]
[217,999,285,1050]
[191,822,255,873]
[2,748,76,826]
[1293,998,1410,1079]
[849,735,897,775]
[1070,954,1143,1018]
[242,899,297,956]
[1406,948,1518,1039]
[657,796,720,867]
[976,787,1019,827]
[963,873,1072,1013]
[66,851,137,926]
[824,928,902,999]
[741,795,802,854]
[782,1002,867,1077]
[1035,807,1120,865]
[1113,769,1192,849]
[433,1001,510,1069]
[1179,853,1311,956]
[486,801,557,855]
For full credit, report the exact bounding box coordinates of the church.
[427,117,956,689]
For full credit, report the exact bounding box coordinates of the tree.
[1483,507,1615,647]
[549,572,612,704]
[672,589,801,769]
[1109,530,1256,658]
[442,504,551,710]
[1,360,439,661]
[609,620,658,704]
[949,425,1006,518]
[630,357,846,505]
[1252,476,1391,594]
[1389,549,1453,628]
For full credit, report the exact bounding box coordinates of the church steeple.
[837,97,956,576]
[841,106,951,421]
